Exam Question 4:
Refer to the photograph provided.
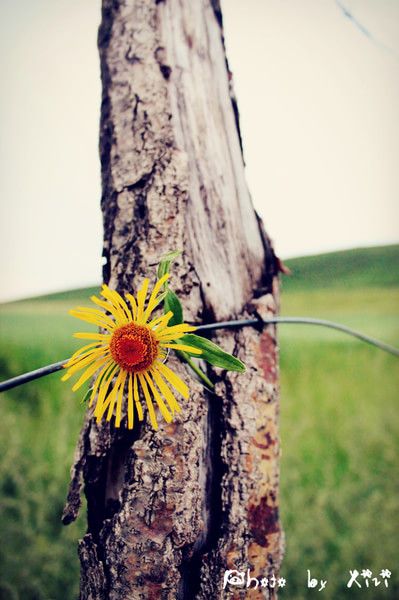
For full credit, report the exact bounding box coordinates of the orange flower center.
[110,323,159,372]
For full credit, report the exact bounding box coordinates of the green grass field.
[279,246,399,599]
[0,245,398,599]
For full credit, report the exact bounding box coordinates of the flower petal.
[148,311,173,330]
[155,361,189,399]
[127,373,134,429]
[162,343,202,355]
[142,274,169,323]
[73,332,112,341]
[138,372,158,430]
[156,323,197,338]
[62,347,109,380]
[96,369,123,422]
[115,371,128,427]
[89,361,115,407]
[143,372,173,423]
[94,364,119,418]
[133,373,143,421]
[64,342,102,366]
[101,285,132,323]
[72,356,112,392]
[150,367,181,414]
[90,295,128,326]
[136,279,150,323]
[125,293,138,321]
[69,309,115,331]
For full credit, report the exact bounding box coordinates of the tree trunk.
[63,0,283,598]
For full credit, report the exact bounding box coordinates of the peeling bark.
[64,0,283,597]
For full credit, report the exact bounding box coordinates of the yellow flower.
[62,274,201,430]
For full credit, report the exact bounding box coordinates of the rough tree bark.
[63,0,283,598]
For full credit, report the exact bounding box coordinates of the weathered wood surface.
[64,0,283,597]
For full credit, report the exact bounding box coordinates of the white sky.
[0,0,398,302]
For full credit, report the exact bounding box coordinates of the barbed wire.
[0,315,397,393]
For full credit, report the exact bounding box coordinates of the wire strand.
[0,359,68,392]
[334,0,399,59]
[0,317,398,393]
[196,317,399,356]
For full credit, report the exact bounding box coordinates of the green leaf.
[179,334,246,372]
[164,289,183,326]
[81,387,92,405]
[157,250,182,280]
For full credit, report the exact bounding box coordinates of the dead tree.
[63,1,283,598]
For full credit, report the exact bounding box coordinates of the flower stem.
[176,350,214,389]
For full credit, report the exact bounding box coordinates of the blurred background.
[0,1,398,598]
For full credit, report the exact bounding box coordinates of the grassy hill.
[0,245,398,599]
[280,245,399,347]
[282,244,399,292]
